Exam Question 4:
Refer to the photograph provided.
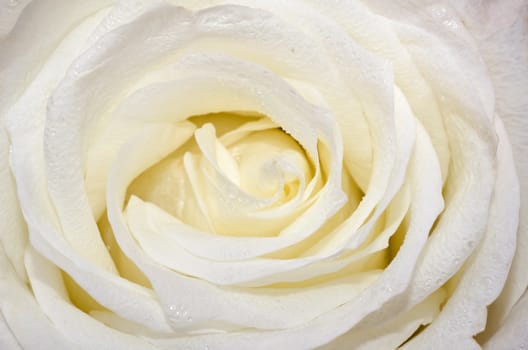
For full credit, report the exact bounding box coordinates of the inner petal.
[127,112,315,237]
[228,127,313,199]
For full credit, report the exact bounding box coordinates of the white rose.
[1,0,526,349]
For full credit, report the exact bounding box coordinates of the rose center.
[126,112,316,237]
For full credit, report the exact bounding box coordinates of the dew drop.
[71,68,81,78]
[424,278,433,289]
[442,19,459,30]
[429,4,447,19]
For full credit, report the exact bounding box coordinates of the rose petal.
[319,289,445,350]
[24,247,157,350]
[5,0,116,272]
[0,127,27,281]
[451,0,528,338]
[484,291,528,350]
[133,104,443,349]
[402,118,520,348]
[0,246,75,350]
[0,0,112,115]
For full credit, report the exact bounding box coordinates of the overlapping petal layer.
[0,0,526,349]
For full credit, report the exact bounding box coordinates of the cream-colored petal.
[0,246,75,350]
[452,0,528,339]
[402,118,519,348]
[320,289,445,350]
[24,247,157,350]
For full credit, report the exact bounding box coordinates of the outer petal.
[448,0,528,341]
[402,117,520,349]
[0,246,75,350]
[0,0,30,40]
[484,291,528,350]
[0,0,113,114]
